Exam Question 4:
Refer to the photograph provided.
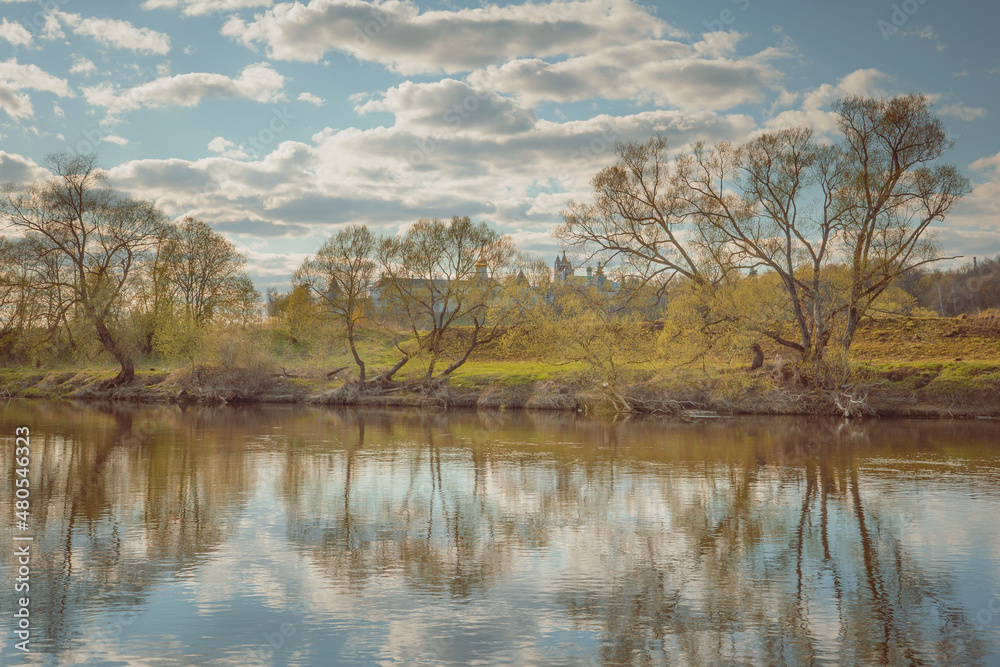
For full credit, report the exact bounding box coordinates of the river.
[1,401,999,665]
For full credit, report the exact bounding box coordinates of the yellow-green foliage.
[152,313,203,360]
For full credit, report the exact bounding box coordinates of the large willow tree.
[559,94,970,362]
[1,153,166,385]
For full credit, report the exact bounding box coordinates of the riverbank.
[2,358,998,419]
[4,315,999,418]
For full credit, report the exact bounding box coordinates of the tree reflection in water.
[1,403,997,665]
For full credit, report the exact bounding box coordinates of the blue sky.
[0,0,998,289]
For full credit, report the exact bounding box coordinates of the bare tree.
[0,238,35,350]
[162,216,252,326]
[377,216,514,381]
[558,135,712,291]
[0,153,166,385]
[559,95,970,363]
[294,224,379,384]
[678,128,856,360]
[834,94,970,352]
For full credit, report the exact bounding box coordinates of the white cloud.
[297,92,325,106]
[223,0,683,74]
[53,102,64,117]
[938,103,987,122]
[917,151,1000,260]
[355,79,536,136]
[969,151,1000,175]
[57,12,171,55]
[39,13,64,40]
[143,0,273,16]
[0,59,74,120]
[208,136,250,159]
[82,63,286,115]
[466,35,785,110]
[766,69,894,134]
[0,18,32,46]
[0,89,32,120]
[0,150,49,184]
[69,56,97,76]
[106,104,757,259]
[101,133,129,146]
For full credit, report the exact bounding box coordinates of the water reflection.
[1,403,998,665]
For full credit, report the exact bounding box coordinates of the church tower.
[554,251,572,284]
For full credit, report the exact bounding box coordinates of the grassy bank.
[2,315,999,419]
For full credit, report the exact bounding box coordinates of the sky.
[0,0,998,290]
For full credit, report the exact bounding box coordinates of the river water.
[1,401,999,666]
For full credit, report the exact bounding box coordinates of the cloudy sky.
[0,0,998,288]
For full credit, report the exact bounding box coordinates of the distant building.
[554,251,573,284]
[552,252,617,292]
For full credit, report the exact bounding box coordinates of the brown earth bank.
[1,360,998,420]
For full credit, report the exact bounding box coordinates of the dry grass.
[850,315,1000,362]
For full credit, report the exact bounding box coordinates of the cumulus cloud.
[0,59,74,120]
[0,151,49,184]
[208,136,250,159]
[0,18,32,46]
[938,103,987,122]
[467,36,785,110]
[297,91,325,106]
[143,0,273,16]
[82,63,286,115]
[106,103,757,258]
[101,134,129,146]
[970,151,1000,175]
[222,0,682,74]
[69,56,97,76]
[57,12,171,55]
[38,13,64,40]
[765,68,895,134]
[214,218,310,236]
[356,79,536,136]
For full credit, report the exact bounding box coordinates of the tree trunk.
[376,352,409,384]
[842,307,861,356]
[94,318,135,386]
[440,325,481,378]
[346,324,366,385]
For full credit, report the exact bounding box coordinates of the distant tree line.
[894,256,1000,316]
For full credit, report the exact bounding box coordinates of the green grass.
[447,360,586,388]
[2,315,998,416]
